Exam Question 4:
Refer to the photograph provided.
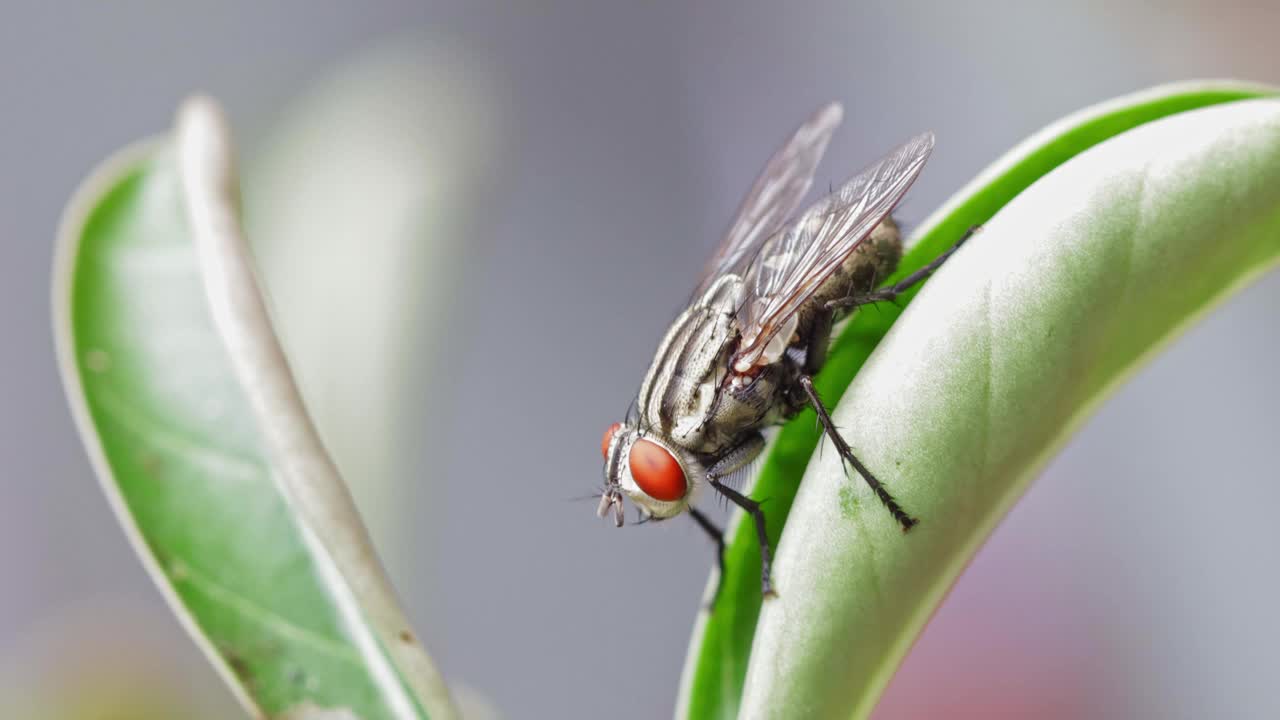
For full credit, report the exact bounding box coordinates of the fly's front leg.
[826,225,980,312]
[798,375,918,531]
[705,431,766,482]
[701,433,778,597]
[710,479,777,597]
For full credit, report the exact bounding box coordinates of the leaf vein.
[173,557,363,664]
[91,383,266,480]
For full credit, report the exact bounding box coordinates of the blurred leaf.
[0,601,232,720]
[677,81,1277,719]
[246,37,500,567]
[53,99,456,719]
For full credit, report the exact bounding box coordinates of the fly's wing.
[734,132,935,367]
[692,103,844,298]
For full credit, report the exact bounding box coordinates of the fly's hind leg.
[798,375,918,532]
[826,224,981,312]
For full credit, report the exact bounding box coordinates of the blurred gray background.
[3,1,1279,718]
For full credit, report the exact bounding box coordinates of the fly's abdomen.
[810,216,903,315]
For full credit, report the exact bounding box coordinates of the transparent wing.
[734,131,935,366]
[692,103,844,297]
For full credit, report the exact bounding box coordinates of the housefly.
[598,102,972,596]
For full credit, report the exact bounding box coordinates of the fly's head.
[599,421,700,527]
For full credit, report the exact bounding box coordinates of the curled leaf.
[742,98,1280,718]
[678,81,1277,719]
[53,97,456,719]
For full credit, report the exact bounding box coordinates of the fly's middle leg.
[803,302,834,377]
[798,375,918,532]
[688,507,726,609]
[706,432,766,482]
[826,224,981,312]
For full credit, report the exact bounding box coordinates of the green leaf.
[52,98,457,720]
[743,95,1280,718]
[677,81,1278,719]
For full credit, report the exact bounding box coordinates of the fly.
[598,102,973,597]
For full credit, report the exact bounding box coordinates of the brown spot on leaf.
[222,647,254,686]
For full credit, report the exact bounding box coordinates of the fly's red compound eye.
[601,422,621,459]
[629,439,687,502]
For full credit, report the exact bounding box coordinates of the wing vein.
[734,131,935,365]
